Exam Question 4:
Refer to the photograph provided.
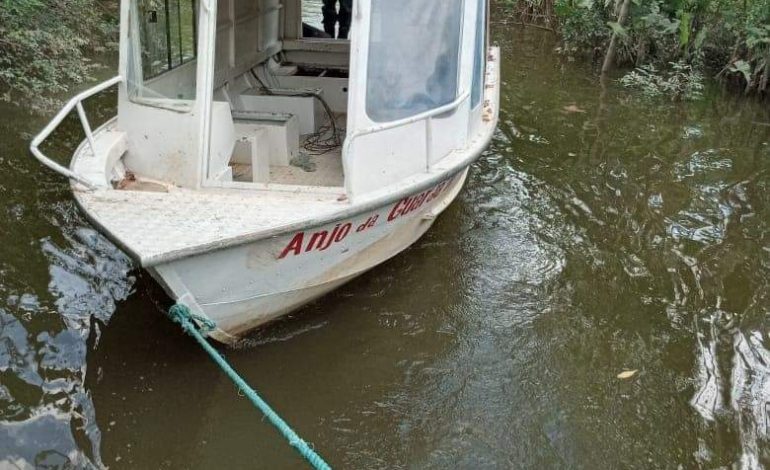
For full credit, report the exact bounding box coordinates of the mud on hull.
[148,169,469,343]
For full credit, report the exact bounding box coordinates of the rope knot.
[167,304,217,335]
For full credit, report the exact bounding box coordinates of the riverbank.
[0,0,118,113]
[499,0,770,98]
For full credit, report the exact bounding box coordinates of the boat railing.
[342,91,471,165]
[29,75,123,190]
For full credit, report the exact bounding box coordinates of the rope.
[167,304,333,470]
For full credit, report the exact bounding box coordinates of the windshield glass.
[365,0,464,122]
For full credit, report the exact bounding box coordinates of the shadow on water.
[1,18,770,470]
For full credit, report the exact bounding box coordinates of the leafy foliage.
[620,61,705,100]
[555,0,610,55]
[0,0,118,113]
[502,0,770,97]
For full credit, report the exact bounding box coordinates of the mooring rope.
[167,304,332,470]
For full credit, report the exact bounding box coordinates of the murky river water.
[2,16,770,470]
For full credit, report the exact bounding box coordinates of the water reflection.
[0,222,132,468]
[0,92,134,467]
[488,21,769,469]
[0,410,93,468]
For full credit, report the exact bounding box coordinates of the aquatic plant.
[619,61,705,100]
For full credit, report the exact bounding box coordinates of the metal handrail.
[29,75,123,190]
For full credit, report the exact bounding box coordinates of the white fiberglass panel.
[365,0,464,122]
[347,122,427,196]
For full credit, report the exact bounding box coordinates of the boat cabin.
[115,0,491,199]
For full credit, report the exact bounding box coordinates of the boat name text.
[277,176,455,259]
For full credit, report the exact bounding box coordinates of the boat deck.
[231,113,345,187]
[270,147,344,187]
[70,113,350,267]
[76,186,345,266]
[231,147,344,187]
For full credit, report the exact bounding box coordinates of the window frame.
[471,0,486,110]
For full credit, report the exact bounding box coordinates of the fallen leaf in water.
[617,369,638,379]
[562,104,587,114]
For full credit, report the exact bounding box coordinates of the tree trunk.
[601,0,633,76]
[760,52,770,93]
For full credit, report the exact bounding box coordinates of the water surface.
[1,19,770,470]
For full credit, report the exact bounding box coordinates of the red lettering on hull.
[278,233,304,259]
[386,175,455,223]
[278,175,456,259]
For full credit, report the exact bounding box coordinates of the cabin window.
[365,0,464,122]
[127,0,198,108]
[471,0,486,109]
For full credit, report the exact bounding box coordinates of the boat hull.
[148,168,469,343]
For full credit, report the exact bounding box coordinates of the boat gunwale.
[71,48,501,268]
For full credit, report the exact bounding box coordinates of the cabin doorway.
[204,0,350,191]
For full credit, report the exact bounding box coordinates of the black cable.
[249,68,342,155]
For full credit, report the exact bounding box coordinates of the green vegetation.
[1,0,766,108]
[619,60,705,99]
[0,0,118,112]
[502,0,770,98]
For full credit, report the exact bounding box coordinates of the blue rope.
[167,304,332,470]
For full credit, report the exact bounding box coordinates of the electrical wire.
[249,68,343,156]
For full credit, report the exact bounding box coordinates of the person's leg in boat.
[322,0,338,38]
[337,0,352,39]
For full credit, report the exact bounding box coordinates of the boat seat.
[239,88,324,135]
[227,114,301,184]
[232,112,299,166]
[230,127,270,183]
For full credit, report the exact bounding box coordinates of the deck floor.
[231,114,345,188]
[230,147,344,187]
[230,149,345,188]
[277,147,344,186]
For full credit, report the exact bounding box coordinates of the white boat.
[31,0,500,343]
